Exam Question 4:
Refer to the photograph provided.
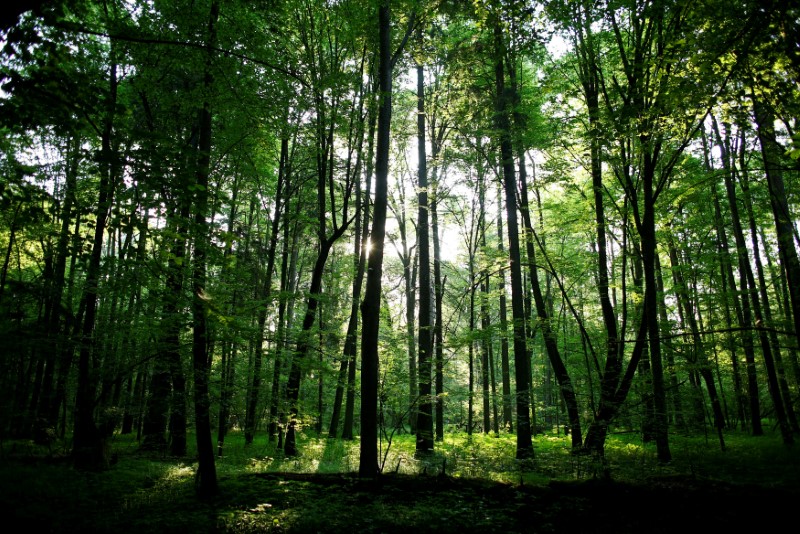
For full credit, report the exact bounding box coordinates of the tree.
[492,6,533,460]
[189,0,220,498]
[359,0,393,478]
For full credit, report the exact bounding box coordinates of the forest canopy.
[0,0,798,498]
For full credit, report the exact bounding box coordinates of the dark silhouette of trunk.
[714,117,790,442]
[50,215,83,436]
[143,196,189,454]
[283,228,349,457]
[402,224,417,434]
[703,129,750,431]
[496,184,513,432]
[415,58,434,454]
[432,179,445,441]
[244,135,287,445]
[478,175,491,434]
[37,134,79,430]
[667,238,726,449]
[217,187,254,456]
[72,49,119,471]
[360,0,392,477]
[655,254,685,430]
[329,191,367,438]
[582,193,650,461]
[752,94,800,415]
[493,20,532,459]
[0,203,19,306]
[639,150,671,462]
[191,0,220,498]
[739,149,800,433]
[329,57,370,438]
[269,213,300,443]
[517,153,583,451]
[468,259,476,436]
[480,277,492,434]
[763,225,800,398]
[343,86,377,442]
[284,91,353,456]
[507,58,581,449]
[571,11,625,454]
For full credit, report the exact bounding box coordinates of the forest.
[1,0,799,531]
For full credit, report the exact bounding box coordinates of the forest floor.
[2,431,799,533]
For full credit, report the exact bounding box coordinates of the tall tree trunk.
[575,14,624,450]
[496,184,513,432]
[344,89,377,441]
[518,155,583,451]
[359,0,392,477]
[415,58,434,455]
[72,49,118,471]
[39,133,79,428]
[640,152,671,462]
[704,129,750,431]
[739,128,800,433]
[667,238,726,449]
[476,168,491,435]
[269,213,300,443]
[283,92,352,456]
[432,176,445,441]
[468,263,476,437]
[714,118,791,443]
[752,93,800,360]
[493,20,532,459]
[655,253,684,430]
[217,186,253,455]
[330,61,371,438]
[191,0,220,498]
[283,229,349,456]
[244,135,287,445]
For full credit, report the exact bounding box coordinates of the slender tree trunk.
[244,136,287,445]
[739,127,799,433]
[39,133,79,428]
[72,51,119,471]
[342,82,378,441]
[191,0,220,498]
[519,160,583,451]
[640,153,671,462]
[668,239,726,448]
[715,118,790,442]
[269,214,299,443]
[704,129,750,431]
[432,177,445,441]
[655,253,684,429]
[496,184,513,432]
[359,0,392,477]
[752,94,800,364]
[330,68,369,438]
[494,20,532,459]
[0,204,19,306]
[283,104,352,456]
[468,265,476,437]
[284,232,348,456]
[415,58,434,455]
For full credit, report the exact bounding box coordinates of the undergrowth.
[2,429,798,532]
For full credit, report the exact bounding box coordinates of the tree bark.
[415,59,434,454]
[493,20,532,459]
[752,93,800,398]
[359,0,392,477]
[72,48,119,471]
[190,0,220,498]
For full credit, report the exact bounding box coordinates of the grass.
[2,428,799,532]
